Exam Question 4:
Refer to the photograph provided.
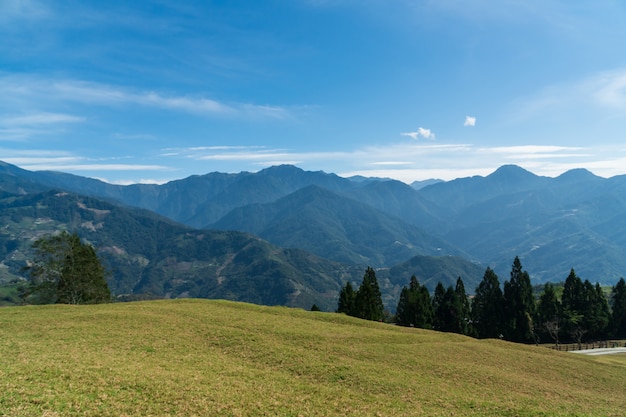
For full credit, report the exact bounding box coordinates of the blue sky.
[2,0,626,184]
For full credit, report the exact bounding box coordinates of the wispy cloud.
[514,68,626,121]
[0,76,292,120]
[0,112,84,141]
[163,141,613,182]
[401,127,435,140]
[464,116,476,126]
[589,69,626,110]
[1,112,84,126]
[0,0,51,24]
[0,148,168,174]
[5,139,625,184]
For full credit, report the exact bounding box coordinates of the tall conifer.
[472,267,504,339]
[503,256,536,342]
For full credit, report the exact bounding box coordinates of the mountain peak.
[556,168,600,183]
[488,164,535,178]
[258,165,305,176]
[485,165,541,186]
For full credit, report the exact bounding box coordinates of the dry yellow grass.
[1,299,625,416]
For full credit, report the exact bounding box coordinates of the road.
[570,347,626,356]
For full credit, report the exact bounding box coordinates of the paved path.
[570,347,626,355]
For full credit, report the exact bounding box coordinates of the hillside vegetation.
[1,299,624,416]
[0,191,359,310]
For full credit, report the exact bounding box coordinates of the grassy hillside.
[1,300,625,416]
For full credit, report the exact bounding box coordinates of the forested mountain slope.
[212,185,462,267]
[0,190,360,310]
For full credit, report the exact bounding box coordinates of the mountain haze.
[212,185,461,266]
[3,160,626,295]
[0,190,360,310]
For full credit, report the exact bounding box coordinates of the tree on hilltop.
[472,267,504,339]
[454,277,472,336]
[561,269,609,344]
[355,267,384,321]
[24,231,111,305]
[503,256,536,343]
[337,267,384,322]
[396,275,433,328]
[536,282,562,345]
[431,278,471,335]
[337,281,356,315]
[610,278,626,338]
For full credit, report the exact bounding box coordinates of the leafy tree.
[354,267,384,321]
[25,231,111,304]
[472,267,504,339]
[536,283,562,345]
[396,275,433,328]
[503,256,536,343]
[610,278,626,338]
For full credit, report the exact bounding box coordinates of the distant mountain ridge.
[211,184,463,266]
[3,160,626,289]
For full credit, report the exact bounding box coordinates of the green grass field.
[1,299,625,416]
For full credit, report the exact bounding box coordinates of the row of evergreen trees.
[337,267,385,321]
[338,257,626,344]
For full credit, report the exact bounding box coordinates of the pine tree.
[536,283,561,345]
[337,281,356,315]
[432,279,471,335]
[472,267,504,339]
[354,267,384,321]
[396,275,434,328]
[432,282,447,331]
[503,256,536,343]
[396,286,412,326]
[583,282,609,340]
[416,282,434,329]
[610,278,626,338]
[561,269,586,345]
[455,277,472,336]
[560,270,609,343]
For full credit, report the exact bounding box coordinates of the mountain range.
[2,160,626,309]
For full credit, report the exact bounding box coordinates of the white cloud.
[7,138,626,185]
[162,140,623,182]
[464,116,476,126]
[0,112,85,141]
[0,76,291,120]
[0,0,50,23]
[1,112,84,126]
[513,68,626,122]
[401,127,435,140]
[589,69,626,109]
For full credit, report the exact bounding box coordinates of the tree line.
[338,257,626,344]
